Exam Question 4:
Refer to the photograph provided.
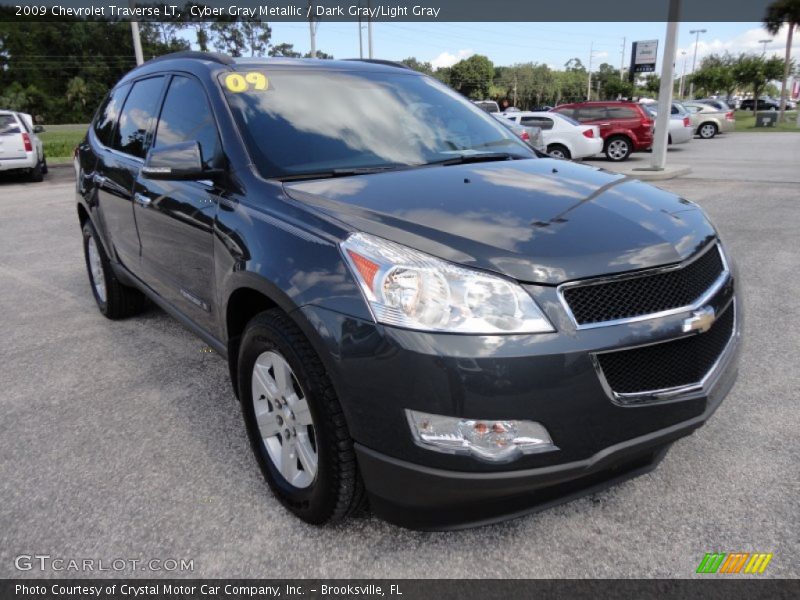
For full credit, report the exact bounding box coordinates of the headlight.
[341,232,554,334]
[406,410,557,462]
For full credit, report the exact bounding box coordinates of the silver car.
[683,101,736,139]
[643,103,694,145]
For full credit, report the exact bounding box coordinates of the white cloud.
[594,51,609,59]
[679,24,800,68]
[431,49,474,70]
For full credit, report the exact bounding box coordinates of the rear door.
[0,113,26,160]
[134,74,223,331]
[95,76,166,273]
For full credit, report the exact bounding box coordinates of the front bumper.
[296,260,740,529]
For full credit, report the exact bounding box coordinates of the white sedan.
[499,111,603,159]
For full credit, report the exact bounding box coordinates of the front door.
[134,74,223,332]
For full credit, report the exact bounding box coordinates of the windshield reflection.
[222,68,532,177]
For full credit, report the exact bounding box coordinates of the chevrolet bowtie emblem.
[683,306,716,334]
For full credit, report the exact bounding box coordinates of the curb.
[625,166,692,181]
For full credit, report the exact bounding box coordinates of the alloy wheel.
[87,236,107,303]
[251,350,318,489]
[607,139,629,160]
[700,124,716,139]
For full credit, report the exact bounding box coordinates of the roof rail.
[145,51,235,66]
[344,58,412,70]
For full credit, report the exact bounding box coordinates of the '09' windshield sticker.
[223,72,269,93]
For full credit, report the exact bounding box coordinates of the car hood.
[283,158,716,284]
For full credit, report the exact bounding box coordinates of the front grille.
[595,303,734,395]
[562,244,725,325]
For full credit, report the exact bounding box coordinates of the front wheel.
[698,122,717,139]
[605,136,632,161]
[547,144,571,159]
[238,309,366,525]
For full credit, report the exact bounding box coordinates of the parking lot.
[1,131,798,579]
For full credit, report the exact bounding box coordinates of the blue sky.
[193,21,797,72]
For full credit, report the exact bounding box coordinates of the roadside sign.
[629,40,659,82]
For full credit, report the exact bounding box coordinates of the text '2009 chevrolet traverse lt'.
[75,52,740,530]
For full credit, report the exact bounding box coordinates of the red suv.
[551,101,653,161]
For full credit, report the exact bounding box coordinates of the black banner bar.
[0,0,784,22]
[2,579,800,600]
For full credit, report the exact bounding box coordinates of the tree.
[644,73,661,95]
[269,43,301,57]
[449,54,495,99]
[691,53,737,98]
[211,22,246,57]
[733,53,786,113]
[304,50,333,59]
[400,57,434,75]
[240,20,271,56]
[764,0,800,119]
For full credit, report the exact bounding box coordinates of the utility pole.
[357,5,363,59]
[587,41,593,100]
[129,1,143,65]
[308,0,318,58]
[620,37,626,81]
[367,0,374,58]
[679,50,687,98]
[758,39,772,56]
[513,74,518,107]
[688,28,706,99]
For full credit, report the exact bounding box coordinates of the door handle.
[134,192,152,207]
[599,122,611,126]
[93,173,107,187]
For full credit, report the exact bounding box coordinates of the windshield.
[219,67,533,178]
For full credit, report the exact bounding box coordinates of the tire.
[41,156,48,175]
[604,136,632,161]
[238,309,366,525]
[698,122,717,139]
[547,144,571,159]
[81,221,146,319]
[29,160,44,182]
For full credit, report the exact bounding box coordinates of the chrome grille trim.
[557,241,730,330]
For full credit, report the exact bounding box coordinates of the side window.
[576,107,607,122]
[93,84,130,147]
[521,116,553,130]
[154,75,221,167]
[670,105,679,115]
[606,106,637,119]
[112,76,165,159]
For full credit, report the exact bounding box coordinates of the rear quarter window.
[0,114,21,135]
[93,84,130,147]
[606,106,638,119]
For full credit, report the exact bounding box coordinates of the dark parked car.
[76,53,741,530]
[739,97,779,111]
[551,101,654,161]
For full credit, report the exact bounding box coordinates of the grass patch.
[39,124,87,159]
[732,110,799,132]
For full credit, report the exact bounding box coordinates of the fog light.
[405,410,557,463]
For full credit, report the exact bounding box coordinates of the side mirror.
[141,141,221,181]
[33,125,45,133]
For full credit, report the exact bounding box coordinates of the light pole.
[679,50,687,98]
[758,39,772,56]
[688,28,706,99]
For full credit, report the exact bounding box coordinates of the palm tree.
[763,0,800,120]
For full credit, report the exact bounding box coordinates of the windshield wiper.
[276,165,402,182]
[422,152,526,167]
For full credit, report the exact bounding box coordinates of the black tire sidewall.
[82,222,110,315]
[548,144,570,159]
[238,317,338,522]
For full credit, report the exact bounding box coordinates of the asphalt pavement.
[1,131,798,579]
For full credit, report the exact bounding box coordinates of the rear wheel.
[81,221,146,319]
[604,136,632,161]
[698,122,717,139]
[238,309,366,525]
[41,156,48,175]
[29,160,43,182]
[547,144,571,159]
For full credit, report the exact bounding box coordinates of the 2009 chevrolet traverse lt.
[75,52,740,530]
